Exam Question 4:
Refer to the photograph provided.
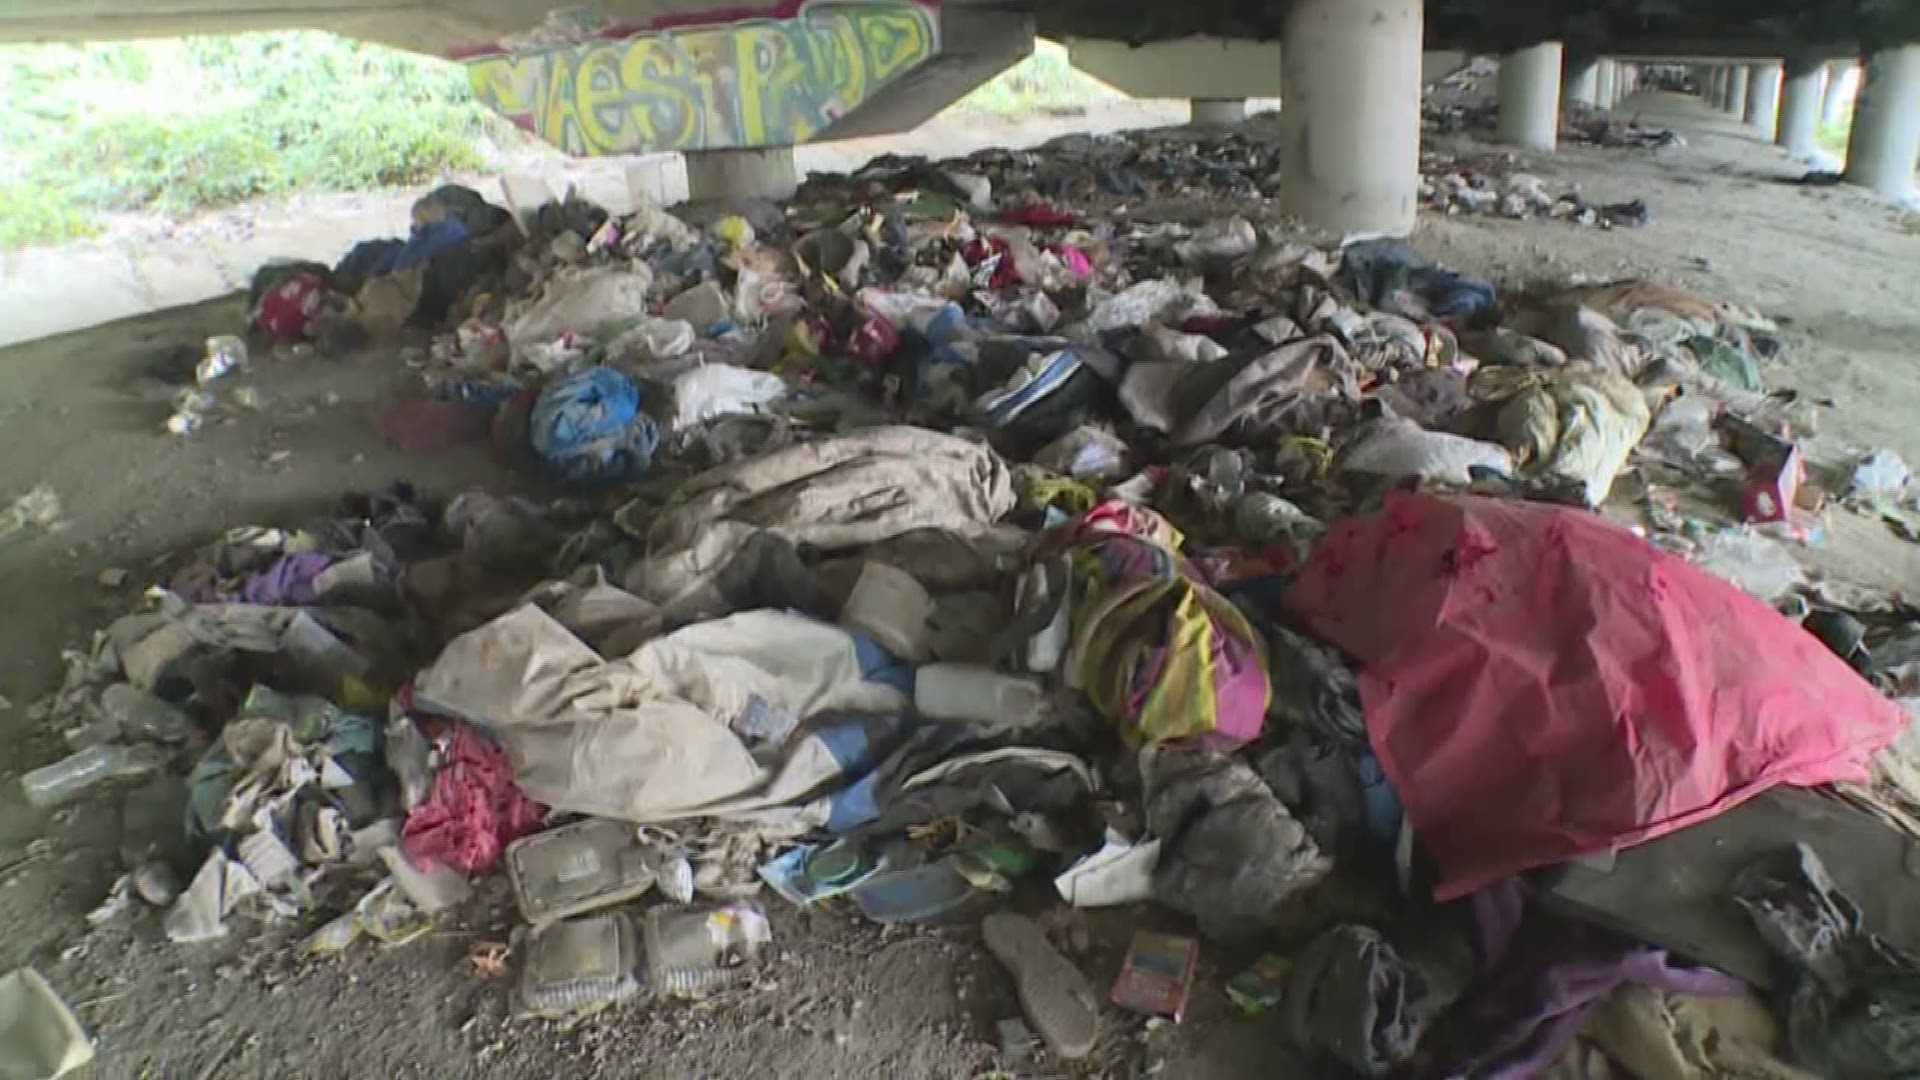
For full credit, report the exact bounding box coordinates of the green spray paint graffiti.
[467,1,939,154]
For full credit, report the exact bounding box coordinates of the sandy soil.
[3,88,1920,1078]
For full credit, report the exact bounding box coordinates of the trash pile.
[1421,148,1652,228]
[26,130,1920,1080]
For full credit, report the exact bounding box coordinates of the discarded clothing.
[1339,417,1514,486]
[1733,844,1920,1079]
[239,552,332,607]
[1430,882,1747,1079]
[1122,335,1361,447]
[636,427,1014,606]
[1284,924,1463,1077]
[1284,493,1907,900]
[1469,362,1652,505]
[414,605,898,826]
[1063,519,1269,747]
[400,723,546,875]
[1140,749,1329,942]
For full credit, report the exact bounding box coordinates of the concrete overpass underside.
[6,0,1920,232]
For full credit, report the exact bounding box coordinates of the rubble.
[16,103,1920,1080]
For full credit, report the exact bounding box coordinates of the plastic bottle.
[195,335,247,386]
[915,664,1051,726]
[20,745,150,808]
[99,683,192,744]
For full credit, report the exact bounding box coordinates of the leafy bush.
[0,33,498,249]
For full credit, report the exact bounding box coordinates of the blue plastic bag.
[529,366,659,484]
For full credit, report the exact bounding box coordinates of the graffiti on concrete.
[467,1,939,154]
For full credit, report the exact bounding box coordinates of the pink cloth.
[401,723,546,875]
[1285,493,1905,901]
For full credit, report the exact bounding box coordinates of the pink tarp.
[1285,493,1906,901]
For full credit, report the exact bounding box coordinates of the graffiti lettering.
[466,1,939,155]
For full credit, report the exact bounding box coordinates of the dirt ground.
[4,88,1920,1078]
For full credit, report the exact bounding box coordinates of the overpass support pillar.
[1279,0,1422,236]
[1566,59,1599,108]
[1823,60,1857,126]
[1745,61,1783,139]
[1727,65,1750,117]
[1846,44,1920,198]
[1596,61,1617,109]
[1712,67,1729,109]
[1778,57,1824,156]
[686,148,798,202]
[1497,41,1563,150]
[1192,99,1249,125]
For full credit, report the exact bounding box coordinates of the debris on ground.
[17,99,1920,1080]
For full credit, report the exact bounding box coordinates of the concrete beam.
[1065,36,1283,99]
[1778,58,1822,156]
[1497,42,1563,152]
[1846,44,1920,199]
[686,147,797,201]
[462,2,1031,155]
[1279,0,1421,237]
[1191,99,1249,125]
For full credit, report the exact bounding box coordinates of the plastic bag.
[1694,528,1806,603]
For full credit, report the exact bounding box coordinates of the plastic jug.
[915,664,1050,727]
[19,744,159,809]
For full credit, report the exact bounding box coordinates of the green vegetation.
[0,32,1116,252]
[0,34,497,251]
[955,40,1121,117]
[1817,119,1851,156]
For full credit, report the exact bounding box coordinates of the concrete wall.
[464,0,982,154]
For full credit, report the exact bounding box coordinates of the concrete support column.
[1846,44,1920,199]
[1823,59,1857,127]
[1727,65,1750,116]
[1497,41,1563,150]
[1279,0,1422,236]
[685,147,797,201]
[1745,61,1783,138]
[1191,98,1248,125]
[1596,61,1617,109]
[1778,57,1824,156]
[1714,67,1731,109]
[1566,59,1599,108]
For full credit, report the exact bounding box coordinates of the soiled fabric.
[1284,924,1461,1077]
[1121,336,1360,447]
[1140,749,1329,942]
[644,426,1015,558]
[240,553,333,606]
[1733,844,1920,1079]
[1470,362,1652,505]
[400,723,546,875]
[1429,882,1747,1080]
[414,605,897,826]
[1284,494,1907,901]
[1554,986,1818,1080]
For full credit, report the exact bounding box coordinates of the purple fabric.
[1431,880,1746,1079]
[241,552,332,606]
